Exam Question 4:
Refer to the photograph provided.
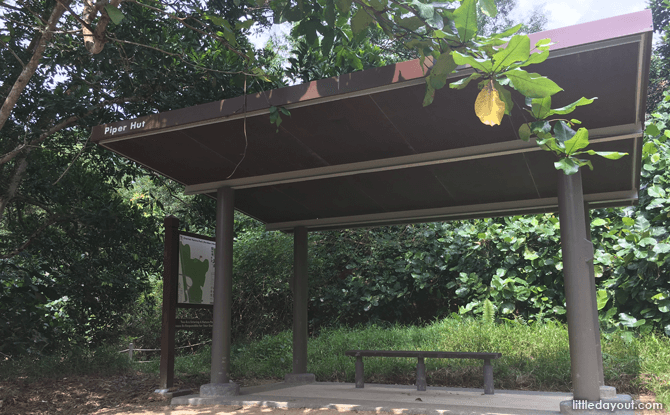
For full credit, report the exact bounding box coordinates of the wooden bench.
[345,350,502,394]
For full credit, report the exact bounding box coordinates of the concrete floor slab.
[171,382,571,414]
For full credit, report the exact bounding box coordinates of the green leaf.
[592,218,607,226]
[531,96,551,120]
[585,150,627,160]
[453,0,478,42]
[564,128,589,155]
[517,50,549,68]
[492,35,530,71]
[431,52,457,76]
[530,120,551,136]
[336,0,352,12]
[452,51,492,72]
[620,331,634,344]
[554,121,576,143]
[501,302,515,314]
[504,69,563,98]
[639,237,657,247]
[491,23,522,39]
[596,290,609,310]
[236,19,254,30]
[555,158,580,175]
[409,0,441,27]
[578,158,594,171]
[428,53,457,90]
[351,8,373,34]
[398,17,423,31]
[479,0,497,17]
[105,5,125,25]
[518,124,531,141]
[645,123,661,136]
[449,72,481,90]
[524,247,539,260]
[321,31,335,56]
[619,312,639,327]
[534,38,553,50]
[654,243,670,254]
[492,81,512,116]
[368,0,386,11]
[552,306,566,315]
[547,97,596,116]
[423,82,435,106]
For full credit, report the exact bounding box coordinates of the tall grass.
[4,318,667,409]
[224,317,669,407]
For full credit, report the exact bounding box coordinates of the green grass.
[227,318,668,408]
[3,318,668,409]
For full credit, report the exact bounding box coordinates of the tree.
[0,0,282,354]
[271,0,624,173]
[0,0,280,259]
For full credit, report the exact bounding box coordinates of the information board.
[177,234,215,305]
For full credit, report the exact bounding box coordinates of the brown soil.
[0,372,666,415]
[0,372,373,415]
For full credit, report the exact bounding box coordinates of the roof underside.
[91,11,653,231]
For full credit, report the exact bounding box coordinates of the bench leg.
[416,357,426,391]
[355,356,364,388]
[483,358,494,394]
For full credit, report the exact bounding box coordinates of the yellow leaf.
[474,81,505,126]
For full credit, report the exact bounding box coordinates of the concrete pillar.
[557,170,601,401]
[584,203,605,386]
[200,187,239,397]
[285,226,315,383]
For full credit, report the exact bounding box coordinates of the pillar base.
[199,382,240,397]
[560,394,633,415]
[154,388,192,398]
[284,373,316,383]
[600,385,616,398]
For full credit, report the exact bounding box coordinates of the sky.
[515,0,649,30]
[251,0,652,49]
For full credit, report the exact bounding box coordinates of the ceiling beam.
[183,125,641,195]
[264,190,638,232]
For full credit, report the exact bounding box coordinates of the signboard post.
[157,217,215,393]
[158,216,179,391]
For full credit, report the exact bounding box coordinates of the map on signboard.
[178,235,215,305]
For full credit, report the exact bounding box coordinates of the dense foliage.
[2,0,669,359]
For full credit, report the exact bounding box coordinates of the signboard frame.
[159,217,215,391]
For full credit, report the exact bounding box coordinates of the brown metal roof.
[91,10,653,231]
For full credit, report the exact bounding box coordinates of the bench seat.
[345,350,502,394]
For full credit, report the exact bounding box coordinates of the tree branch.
[0,154,30,222]
[0,39,26,67]
[0,213,67,259]
[126,0,250,62]
[53,137,90,185]
[0,96,141,167]
[105,35,255,75]
[81,0,121,54]
[0,0,71,132]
